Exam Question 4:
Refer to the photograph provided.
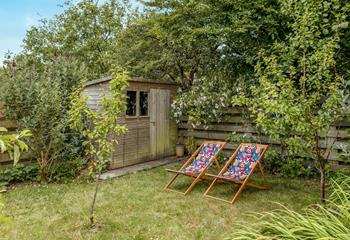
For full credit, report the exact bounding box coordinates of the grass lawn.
[0,164,319,240]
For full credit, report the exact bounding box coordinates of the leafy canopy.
[1,56,88,181]
[22,0,132,78]
[233,0,350,202]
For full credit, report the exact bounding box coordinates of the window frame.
[125,90,138,118]
[139,91,149,118]
[125,90,150,119]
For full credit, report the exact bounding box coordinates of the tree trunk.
[315,134,326,204]
[319,160,326,204]
[89,171,102,225]
[39,151,48,182]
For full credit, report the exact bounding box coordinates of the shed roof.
[84,76,179,87]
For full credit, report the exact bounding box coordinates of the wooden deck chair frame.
[164,141,226,195]
[204,143,269,204]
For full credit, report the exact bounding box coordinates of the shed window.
[126,91,137,116]
[139,91,149,116]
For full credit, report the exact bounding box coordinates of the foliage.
[184,136,197,155]
[69,66,128,225]
[233,0,350,203]
[171,76,232,127]
[22,0,133,79]
[228,132,317,177]
[69,67,128,173]
[229,173,350,240]
[0,164,39,185]
[0,128,30,225]
[1,57,88,182]
[0,128,31,166]
[118,0,289,125]
[48,158,85,183]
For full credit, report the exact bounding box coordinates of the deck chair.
[164,141,226,195]
[204,143,269,204]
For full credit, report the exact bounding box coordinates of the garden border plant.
[228,172,350,240]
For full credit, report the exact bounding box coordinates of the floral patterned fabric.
[221,145,265,180]
[179,143,222,174]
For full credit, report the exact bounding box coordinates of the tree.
[1,56,88,182]
[117,0,289,125]
[69,67,128,225]
[22,0,132,79]
[233,0,350,203]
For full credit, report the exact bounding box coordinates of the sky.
[0,0,141,64]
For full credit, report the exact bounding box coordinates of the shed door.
[150,89,171,159]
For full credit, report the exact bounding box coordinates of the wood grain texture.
[179,108,350,168]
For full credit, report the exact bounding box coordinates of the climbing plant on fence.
[69,67,128,225]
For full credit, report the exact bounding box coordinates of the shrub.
[228,133,317,178]
[1,56,87,182]
[0,164,39,185]
[228,173,350,240]
[184,136,197,155]
[48,158,85,183]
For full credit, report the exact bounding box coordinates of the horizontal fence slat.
[180,108,350,168]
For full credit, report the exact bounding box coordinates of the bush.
[263,150,317,178]
[48,158,85,183]
[184,136,197,155]
[0,158,85,185]
[228,173,350,240]
[0,164,39,185]
[1,56,87,182]
[228,133,317,178]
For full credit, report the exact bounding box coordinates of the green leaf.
[0,140,6,153]
[0,127,8,132]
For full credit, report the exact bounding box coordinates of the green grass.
[0,165,319,240]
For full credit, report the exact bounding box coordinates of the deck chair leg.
[258,163,269,189]
[164,173,180,190]
[183,177,201,195]
[204,178,218,196]
[230,178,249,204]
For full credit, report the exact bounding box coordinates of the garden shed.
[83,77,179,169]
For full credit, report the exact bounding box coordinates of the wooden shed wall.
[83,80,178,169]
[179,108,350,170]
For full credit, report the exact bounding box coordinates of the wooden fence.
[2,105,350,169]
[178,108,350,170]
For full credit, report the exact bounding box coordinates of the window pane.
[140,91,149,116]
[126,91,137,116]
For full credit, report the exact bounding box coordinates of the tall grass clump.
[229,173,350,240]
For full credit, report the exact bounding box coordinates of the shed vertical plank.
[150,89,157,159]
[164,89,171,155]
[158,89,165,157]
